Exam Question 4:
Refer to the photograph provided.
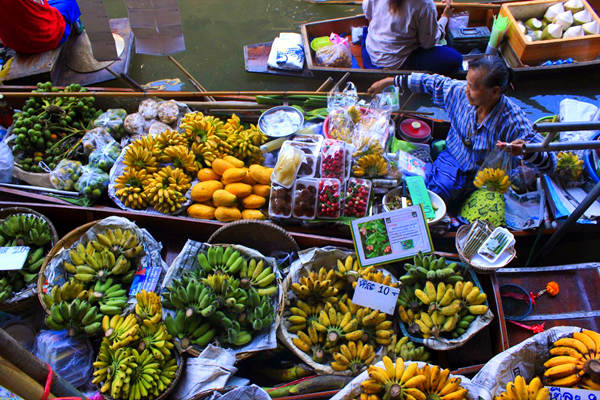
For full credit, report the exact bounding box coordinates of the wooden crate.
[500,0,600,65]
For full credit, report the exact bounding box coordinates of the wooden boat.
[2,18,133,87]
[244,2,600,82]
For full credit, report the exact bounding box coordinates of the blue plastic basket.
[398,262,490,345]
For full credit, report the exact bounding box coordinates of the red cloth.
[0,0,65,54]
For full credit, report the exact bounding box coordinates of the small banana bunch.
[543,330,600,389]
[162,275,216,318]
[331,341,376,374]
[292,325,326,363]
[291,267,340,305]
[287,300,324,333]
[494,376,548,400]
[337,298,394,346]
[313,305,363,346]
[387,336,430,362]
[165,310,216,348]
[197,246,247,276]
[42,279,87,309]
[245,287,275,331]
[397,287,420,325]
[45,298,103,336]
[400,252,463,286]
[103,314,140,350]
[556,152,584,181]
[353,153,388,178]
[92,228,144,262]
[419,364,468,400]
[88,278,128,315]
[66,243,132,284]
[336,255,362,283]
[360,357,426,400]
[113,168,151,210]
[352,266,400,290]
[239,258,278,297]
[145,166,192,214]
[135,290,162,327]
[474,168,510,194]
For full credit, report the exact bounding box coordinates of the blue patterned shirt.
[407,73,555,173]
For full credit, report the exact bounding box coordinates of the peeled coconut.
[517,21,527,34]
[525,17,543,30]
[543,23,564,39]
[553,10,574,30]
[582,20,600,34]
[563,25,584,37]
[564,0,585,13]
[544,3,565,23]
[573,10,593,25]
[532,30,544,40]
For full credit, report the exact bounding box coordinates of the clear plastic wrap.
[268,184,293,218]
[138,99,159,120]
[320,139,346,179]
[343,177,371,218]
[148,120,173,136]
[74,166,109,200]
[292,178,318,219]
[317,178,341,218]
[473,149,513,194]
[123,112,146,135]
[93,109,127,139]
[81,127,115,154]
[272,144,304,188]
[88,142,121,172]
[327,82,358,113]
[315,34,352,68]
[286,141,320,178]
[157,100,180,124]
[49,159,83,190]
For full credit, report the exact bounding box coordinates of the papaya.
[252,184,271,197]
[222,167,248,184]
[187,204,215,219]
[241,194,266,209]
[223,155,245,168]
[215,206,242,222]
[213,189,238,207]
[241,209,265,220]
[197,168,219,182]
[248,164,273,185]
[191,180,223,202]
[225,182,252,198]
[212,158,235,176]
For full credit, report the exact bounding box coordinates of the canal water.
[104,0,600,121]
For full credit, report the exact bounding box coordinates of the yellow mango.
[248,164,273,185]
[212,158,235,176]
[197,168,219,182]
[225,182,252,198]
[223,155,245,168]
[213,189,238,207]
[191,180,223,202]
[187,204,215,219]
[241,194,266,209]
[215,206,242,222]
[241,209,265,220]
[252,184,271,197]
[222,167,248,184]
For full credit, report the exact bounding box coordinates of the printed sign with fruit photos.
[350,205,434,267]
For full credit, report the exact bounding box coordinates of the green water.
[103,0,600,119]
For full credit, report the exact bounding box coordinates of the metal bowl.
[258,106,304,138]
[382,187,446,225]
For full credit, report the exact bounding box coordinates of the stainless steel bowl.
[258,105,304,138]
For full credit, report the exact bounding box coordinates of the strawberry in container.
[317,178,341,219]
[319,139,346,179]
[343,177,371,218]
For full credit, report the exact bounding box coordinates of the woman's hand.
[367,77,394,97]
[497,139,526,156]
[441,0,453,18]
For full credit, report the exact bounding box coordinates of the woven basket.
[36,220,97,315]
[207,220,300,256]
[455,223,516,273]
[0,207,59,313]
[12,165,53,188]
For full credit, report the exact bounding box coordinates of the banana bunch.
[239,258,278,297]
[400,253,463,285]
[92,228,144,262]
[331,341,376,374]
[179,112,230,167]
[217,315,254,347]
[474,168,510,194]
[556,152,584,181]
[286,300,324,333]
[0,245,46,300]
[543,330,600,388]
[197,246,247,277]
[162,145,198,174]
[387,336,430,362]
[114,167,151,210]
[313,306,363,346]
[88,278,128,315]
[0,214,52,247]
[291,267,340,304]
[135,290,162,327]
[397,286,420,325]
[145,166,192,214]
[353,266,399,290]
[202,273,247,312]
[230,125,267,165]
[103,314,140,350]
[45,298,103,336]
[454,281,488,316]
[42,280,87,309]
[138,324,174,360]
[92,340,136,397]
[123,141,159,172]
[338,298,394,346]
[494,376,548,400]
[162,275,216,318]
[360,356,426,400]
[353,153,387,178]
[292,325,326,363]
[245,287,275,331]
[335,255,362,284]
[66,242,132,282]
[165,310,216,348]
[419,364,468,400]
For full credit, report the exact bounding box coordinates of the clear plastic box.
[319,139,346,179]
[317,178,342,219]
[343,177,372,218]
[292,178,319,219]
[268,184,294,218]
[285,141,320,178]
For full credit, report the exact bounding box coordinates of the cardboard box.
[500,0,600,65]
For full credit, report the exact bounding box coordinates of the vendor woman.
[362,0,462,74]
[0,0,81,54]
[368,55,555,203]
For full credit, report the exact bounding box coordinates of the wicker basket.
[0,207,59,313]
[207,220,300,256]
[36,221,97,314]
[455,223,516,273]
[12,165,53,188]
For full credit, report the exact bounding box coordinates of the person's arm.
[436,0,453,41]
[497,118,556,173]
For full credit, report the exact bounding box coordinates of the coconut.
[564,0,585,13]
[532,30,544,40]
[517,21,527,35]
[525,17,543,30]
[525,34,534,42]
[544,2,565,23]
[553,10,574,30]
[563,25,584,37]
[582,20,599,34]
[542,23,564,39]
[573,10,593,25]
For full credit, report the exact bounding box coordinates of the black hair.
[469,55,514,92]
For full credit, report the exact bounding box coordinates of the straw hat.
[66,32,125,73]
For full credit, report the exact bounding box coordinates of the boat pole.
[167,56,216,101]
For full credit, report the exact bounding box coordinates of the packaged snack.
[292,178,318,219]
[315,34,352,68]
[343,177,371,218]
[49,159,82,190]
[286,141,320,178]
[317,178,341,219]
[269,184,293,218]
[272,144,304,188]
[320,139,346,179]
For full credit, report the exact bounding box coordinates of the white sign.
[352,278,399,315]
[548,386,600,400]
[0,246,30,271]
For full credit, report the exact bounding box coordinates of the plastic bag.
[74,166,109,200]
[139,99,159,120]
[267,32,305,71]
[89,142,121,172]
[49,159,82,190]
[34,330,94,388]
[0,140,13,183]
[316,33,352,68]
[473,148,513,194]
[123,113,146,135]
[327,81,358,113]
[148,120,172,136]
[81,127,114,154]
[509,163,538,194]
[327,108,355,143]
[93,109,127,139]
[157,100,179,124]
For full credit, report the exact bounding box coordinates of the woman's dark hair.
[469,55,514,92]
[389,0,403,14]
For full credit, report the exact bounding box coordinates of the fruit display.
[92,291,179,400]
[42,225,148,336]
[162,245,279,352]
[320,139,346,179]
[542,329,600,389]
[293,179,318,219]
[352,142,388,178]
[386,335,430,362]
[343,178,371,218]
[556,152,584,182]
[10,82,101,172]
[282,254,397,375]
[399,253,463,286]
[317,178,342,219]
[474,168,510,194]
[494,376,549,400]
[0,213,54,303]
[187,157,273,221]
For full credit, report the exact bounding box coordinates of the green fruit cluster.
[163,245,278,350]
[11,82,101,172]
[387,335,430,362]
[0,214,52,303]
[400,252,463,285]
[45,297,103,336]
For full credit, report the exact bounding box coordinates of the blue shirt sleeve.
[408,73,464,114]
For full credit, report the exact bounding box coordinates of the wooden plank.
[3,46,63,83]
[243,42,314,78]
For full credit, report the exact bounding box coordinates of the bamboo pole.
[0,329,83,398]
[183,101,267,109]
[0,90,369,98]
[0,356,55,400]
[304,0,500,9]
[316,77,334,92]
[167,56,216,102]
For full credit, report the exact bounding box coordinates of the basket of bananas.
[329,356,475,400]
[0,207,58,312]
[38,216,167,337]
[396,253,494,350]
[92,290,184,400]
[278,247,399,376]
[160,241,283,360]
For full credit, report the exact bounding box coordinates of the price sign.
[548,386,600,399]
[0,246,30,271]
[352,278,399,315]
[129,266,162,296]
